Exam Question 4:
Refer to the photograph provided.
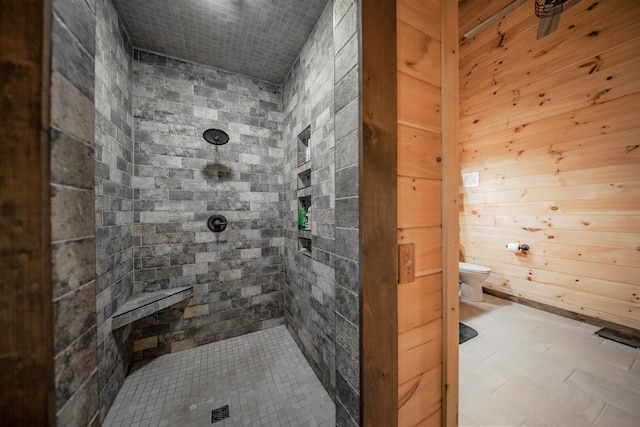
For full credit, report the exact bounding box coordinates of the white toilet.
[459,262,491,302]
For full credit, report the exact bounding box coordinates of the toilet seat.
[459,262,490,274]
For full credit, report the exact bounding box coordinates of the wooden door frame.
[0,0,56,424]
[360,0,459,425]
[441,0,460,426]
[360,0,399,425]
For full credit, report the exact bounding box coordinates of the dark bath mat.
[460,323,478,344]
[595,327,640,349]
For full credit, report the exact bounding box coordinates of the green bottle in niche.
[298,202,307,230]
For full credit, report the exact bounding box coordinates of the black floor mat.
[460,323,478,344]
[595,327,640,349]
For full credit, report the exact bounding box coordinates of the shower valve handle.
[207,215,228,232]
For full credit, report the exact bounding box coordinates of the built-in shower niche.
[297,126,311,166]
[296,126,312,257]
[298,234,312,256]
[297,168,311,189]
[298,195,311,231]
[297,194,312,257]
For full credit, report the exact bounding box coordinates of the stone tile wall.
[332,0,361,425]
[94,0,135,421]
[50,0,99,425]
[282,1,337,398]
[130,51,285,361]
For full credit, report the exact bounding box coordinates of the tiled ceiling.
[112,0,330,84]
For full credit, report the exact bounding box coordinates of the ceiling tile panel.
[112,0,330,84]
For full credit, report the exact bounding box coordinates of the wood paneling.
[398,227,442,277]
[397,0,441,40]
[459,0,640,329]
[397,0,459,424]
[399,275,443,333]
[460,234,639,269]
[362,0,398,425]
[463,0,640,73]
[398,321,442,385]
[398,125,442,179]
[461,92,640,150]
[398,177,442,228]
[398,72,442,132]
[0,0,55,424]
[462,0,527,40]
[459,0,514,36]
[397,19,441,87]
[398,365,442,426]
[460,2,535,69]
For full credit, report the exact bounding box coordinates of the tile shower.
[129,50,286,362]
[51,0,361,425]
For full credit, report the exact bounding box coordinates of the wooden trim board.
[0,0,56,424]
[484,288,640,338]
[361,0,399,425]
[441,0,460,425]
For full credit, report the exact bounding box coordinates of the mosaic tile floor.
[104,326,335,426]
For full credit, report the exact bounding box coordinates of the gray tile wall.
[130,51,285,360]
[94,0,135,421]
[50,0,99,425]
[282,0,337,400]
[333,0,361,425]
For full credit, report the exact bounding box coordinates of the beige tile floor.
[459,293,640,427]
[104,326,334,426]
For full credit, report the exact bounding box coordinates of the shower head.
[203,128,229,145]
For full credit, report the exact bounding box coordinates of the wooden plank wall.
[459,0,640,329]
[396,0,445,425]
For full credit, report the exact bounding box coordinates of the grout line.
[52,235,95,245]
[52,279,96,303]
[54,325,97,360]
[51,182,95,192]
[57,368,99,417]
[562,367,577,384]
[52,13,95,67]
[593,402,607,425]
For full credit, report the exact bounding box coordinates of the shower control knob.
[207,215,228,233]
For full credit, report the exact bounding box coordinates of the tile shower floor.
[104,326,335,426]
[460,293,640,427]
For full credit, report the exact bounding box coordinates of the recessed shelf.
[295,125,312,257]
[298,237,312,256]
[298,196,311,231]
[297,185,312,198]
[297,169,311,189]
[297,126,311,166]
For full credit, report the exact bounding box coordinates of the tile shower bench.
[111,286,194,330]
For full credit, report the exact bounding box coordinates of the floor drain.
[211,404,230,423]
[595,327,640,348]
